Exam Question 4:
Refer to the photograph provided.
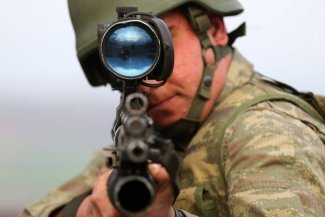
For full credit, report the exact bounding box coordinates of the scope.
[98,7,174,88]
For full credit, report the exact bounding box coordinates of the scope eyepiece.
[100,20,161,80]
[98,8,174,88]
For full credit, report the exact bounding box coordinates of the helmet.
[68,0,244,86]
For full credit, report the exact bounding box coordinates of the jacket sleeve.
[19,149,107,217]
[223,106,325,217]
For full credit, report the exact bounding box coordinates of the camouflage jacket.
[21,50,325,217]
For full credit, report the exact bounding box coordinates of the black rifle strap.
[61,189,92,217]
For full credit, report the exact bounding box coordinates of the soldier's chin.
[149,110,179,127]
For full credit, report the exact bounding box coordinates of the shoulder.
[21,149,107,217]
[223,98,325,153]
[222,103,325,216]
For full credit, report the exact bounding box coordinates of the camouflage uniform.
[21,50,325,217]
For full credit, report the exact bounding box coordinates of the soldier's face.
[140,10,204,126]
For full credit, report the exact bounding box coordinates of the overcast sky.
[0,0,324,215]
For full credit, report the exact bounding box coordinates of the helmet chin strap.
[183,5,232,122]
[156,5,245,151]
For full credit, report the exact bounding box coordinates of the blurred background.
[1,0,324,216]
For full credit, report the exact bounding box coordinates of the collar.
[216,49,255,105]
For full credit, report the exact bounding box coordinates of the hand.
[76,164,175,217]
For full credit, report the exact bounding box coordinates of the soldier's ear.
[207,15,228,46]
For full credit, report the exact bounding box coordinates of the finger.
[148,164,172,190]
[89,169,120,217]
[143,164,175,217]
[98,167,111,176]
[92,167,112,191]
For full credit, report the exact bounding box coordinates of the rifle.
[97,7,181,215]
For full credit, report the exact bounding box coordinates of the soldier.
[21,0,325,216]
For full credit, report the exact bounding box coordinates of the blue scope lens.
[102,22,160,79]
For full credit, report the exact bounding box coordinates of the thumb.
[148,163,171,184]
